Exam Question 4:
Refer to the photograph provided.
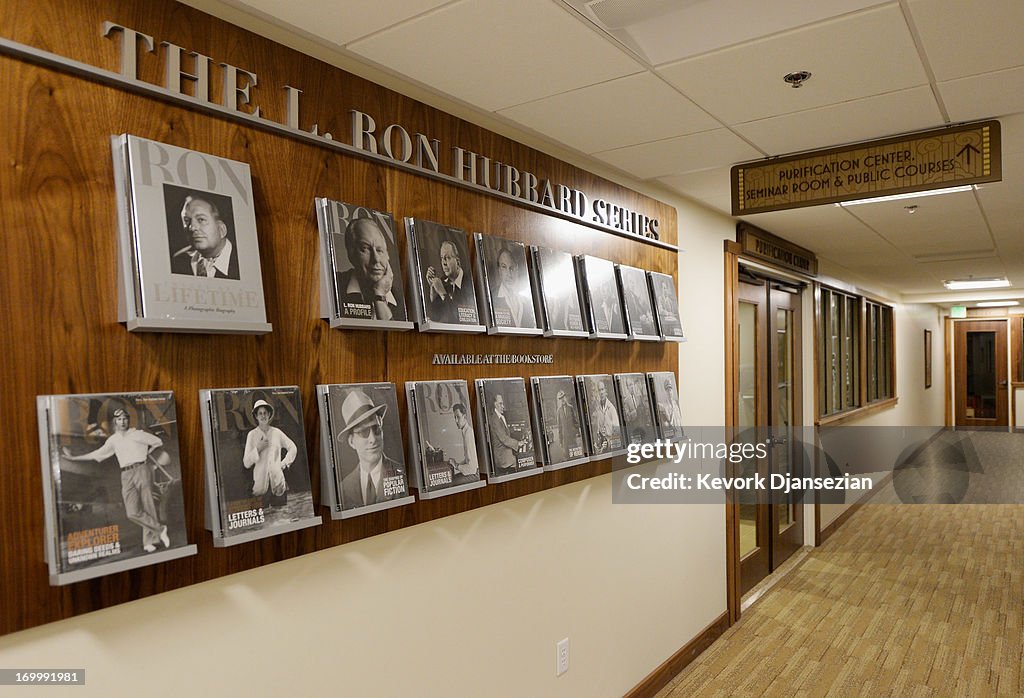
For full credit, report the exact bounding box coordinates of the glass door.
[955,320,1008,427]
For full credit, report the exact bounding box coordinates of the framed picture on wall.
[924,329,933,389]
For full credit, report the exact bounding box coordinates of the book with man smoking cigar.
[111,134,271,334]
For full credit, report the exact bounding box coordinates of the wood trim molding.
[944,317,954,427]
[723,247,741,625]
[624,611,731,698]
[815,397,898,426]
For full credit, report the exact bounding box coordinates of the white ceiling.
[218,0,1024,302]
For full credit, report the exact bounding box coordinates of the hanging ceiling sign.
[731,120,1002,215]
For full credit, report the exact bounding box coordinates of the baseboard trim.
[624,611,730,698]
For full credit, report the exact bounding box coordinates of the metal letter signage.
[731,121,1002,215]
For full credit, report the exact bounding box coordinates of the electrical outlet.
[556,637,569,676]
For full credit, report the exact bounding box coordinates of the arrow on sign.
[957,143,981,166]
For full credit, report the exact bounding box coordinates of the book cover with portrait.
[36,391,196,585]
[614,373,658,446]
[111,134,270,333]
[200,386,320,545]
[321,382,409,512]
[648,271,685,340]
[475,378,537,477]
[474,234,539,332]
[576,255,626,338]
[315,198,411,329]
[617,264,660,340]
[405,218,482,331]
[648,372,685,441]
[531,246,587,336]
[531,376,588,467]
[407,380,482,493]
[577,374,625,458]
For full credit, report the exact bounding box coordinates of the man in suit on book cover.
[488,392,526,475]
[426,239,476,323]
[170,193,240,279]
[337,389,404,509]
[334,218,406,321]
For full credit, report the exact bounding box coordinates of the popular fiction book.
[112,134,271,333]
[36,391,197,585]
[200,386,320,545]
[319,382,410,514]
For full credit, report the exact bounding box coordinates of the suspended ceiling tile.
[604,0,885,66]
[347,0,644,112]
[497,73,720,155]
[938,66,1024,124]
[656,167,734,214]
[740,204,896,258]
[906,0,1024,81]
[592,129,761,180]
[913,258,1007,281]
[655,5,927,125]
[734,87,943,155]
[226,0,454,46]
[844,191,993,254]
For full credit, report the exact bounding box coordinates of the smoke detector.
[783,71,812,88]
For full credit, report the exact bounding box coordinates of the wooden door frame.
[725,241,812,623]
[949,318,1010,427]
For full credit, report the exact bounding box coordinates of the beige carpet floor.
[657,503,1024,697]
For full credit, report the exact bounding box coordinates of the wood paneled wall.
[0,0,678,635]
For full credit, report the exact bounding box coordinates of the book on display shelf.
[647,372,684,442]
[36,391,197,585]
[315,197,413,331]
[474,234,542,336]
[405,380,487,498]
[111,134,271,334]
[529,246,588,338]
[474,377,542,483]
[576,374,626,460]
[614,373,658,446]
[199,386,321,546]
[616,264,660,341]
[316,382,415,519]
[405,218,485,333]
[575,255,627,340]
[530,375,589,470]
[647,271,685,341]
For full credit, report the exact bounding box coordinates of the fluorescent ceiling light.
[835,185,974,207]
[976,300,1020,307]
[943,277,1010,290]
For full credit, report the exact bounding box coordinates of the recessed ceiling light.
[943,277,1010,290]
[975,300,1020,308]
[783,71,812,88]
[835,185,974,207]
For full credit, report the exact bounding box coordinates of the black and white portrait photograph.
[164,184,240,280]
[327,383,408,511]
[42,392,190,577]
[649,271,684,339]
[618,265,659,338]
[533,246,586,334]
[321,199,409,323]
[579,374,624,456]
[579,256,626,336]
[204,387,318,540]
[476,235,538,330]
[409,380,481,492]
[477,378,536,476]
[649,372,684,441]
[408,219,480,326]
[615,373,657,446]
[533,376,586,466]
